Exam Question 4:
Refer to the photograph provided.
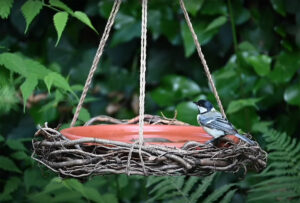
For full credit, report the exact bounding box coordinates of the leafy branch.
[0,0,98,45]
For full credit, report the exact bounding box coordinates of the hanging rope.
[136,0,148,175]
[138,0,148,147]
[70,0,122,127]
[179,0,227,119]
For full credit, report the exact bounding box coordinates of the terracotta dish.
[61,124,239,148]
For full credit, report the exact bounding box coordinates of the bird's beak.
[193,101,197,105]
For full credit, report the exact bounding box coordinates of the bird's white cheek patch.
[203,127,225,138]
[198,106,207,114]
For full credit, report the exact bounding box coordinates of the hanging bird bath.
[31,0,267,178]
[33,115,266,177]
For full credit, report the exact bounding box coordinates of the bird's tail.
[234,133,255,145]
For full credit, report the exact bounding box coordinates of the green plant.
[146,174,238,203]
[247,129,300,202]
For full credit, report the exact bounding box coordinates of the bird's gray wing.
[200,112,237,134]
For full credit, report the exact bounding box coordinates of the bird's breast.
[203,127,225,138]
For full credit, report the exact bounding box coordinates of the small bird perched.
[193,99,255,145]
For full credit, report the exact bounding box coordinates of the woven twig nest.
[32,115,267,178]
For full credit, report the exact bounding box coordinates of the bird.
[193,99,255,145]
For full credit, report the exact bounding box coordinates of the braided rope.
[179,0,227,119]
[71,0,122,127]
[136,0,148,175]
[138,0,148,148]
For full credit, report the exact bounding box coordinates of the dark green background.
[1,0,300,202]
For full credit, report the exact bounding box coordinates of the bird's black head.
[193,100,214,112]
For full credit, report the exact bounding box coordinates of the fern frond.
[149,178,174,195]
[182,176,199,194]
[220,188,237,203]
[253,176,300,187]
[247,129,300,201]
[146,176,188,203]
[250,182,298,193]
[202,183,235,203]
[145,173,226,203]
[190,173,215,203]
[146,176,165,188]
[248,191,297,202]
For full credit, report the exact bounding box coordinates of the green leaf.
[239,41,257,53]
[24,168,48,192]
[213,64,240,100]
[23,58,51,79]
[269,52,300,83]
[0,135,4,142]
[98,1,114,18]
[227,98,261,114]
[146,177,166,188]
[220,189,237,203]
[180,20,219,57]
[0,156,21,173]
[185,0,205,16]
[201,0,227,15]
[271,0,286,16]
[44,72,73,94]
[252,121,273,133]
[111,22,140,47]
[43,177,64,194]
[180,21,196,57]
[176,101,198,125]
[72,107,90,122]
[83,187,103,203]
[11,151,29,160]
[284,83,300,106]
[20,77,38,111]
[0,86,18,114]
[6,139,27,151]
[151,75,201,107]
[118,174,129,189]
[190,173,216,202]
[232,2,250,25]
[203,184,235,203]
[182,177,199,195]
[44,75,54,93]
[0,177,21,202]
[274,26,286,37]
[281,39,293,51]
[0,53,51,79]
[63,179,88,199]
[101,194,118,203]
[0,0,14,19]
[0,53,27,76]
[205,16,227,32]
[49,0,73,14]
[151,88,176,107]
[21,0,43,33]
[53,12,68,46]
[73,11,98,34]
[247,55,271,76]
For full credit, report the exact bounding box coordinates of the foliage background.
[1,0,300,202]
